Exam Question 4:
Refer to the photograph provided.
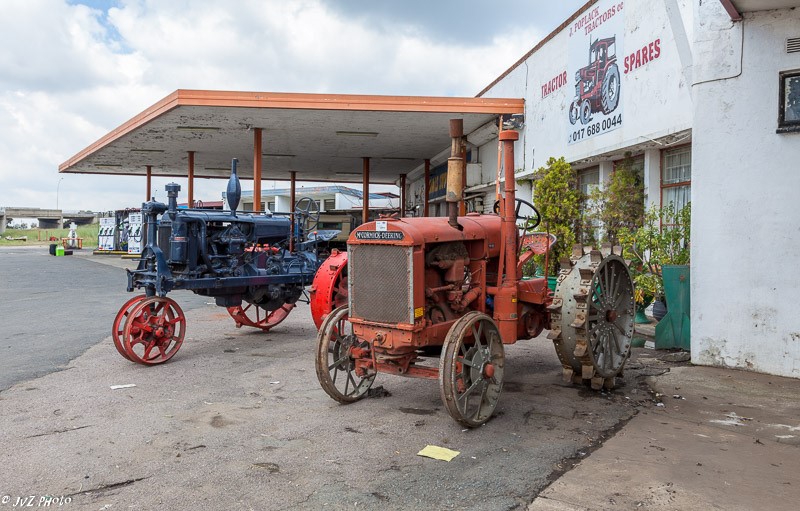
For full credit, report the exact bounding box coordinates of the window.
[662,146,691,213]
[577,167,600,244]
[778,70,800,133]
[323,198,335,211]
[577,167,600,197]
[267,201,275,212]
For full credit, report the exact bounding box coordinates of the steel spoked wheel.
[550,245,635,389]
[112,295,147,361]
[587,256,634,378]
[315,306,375,403]
[227,302,295,331]
[122,297,186,365]
[439,311,505,428]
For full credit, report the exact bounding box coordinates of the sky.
[0,0,587,215]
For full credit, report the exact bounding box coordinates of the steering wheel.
[294,197,320,231]
[492,198,541,230]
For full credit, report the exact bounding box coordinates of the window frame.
[778,69,800,133]
[660,143,692,228]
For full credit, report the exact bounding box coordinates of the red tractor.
[569,36,621,126]
[309,122,635,427]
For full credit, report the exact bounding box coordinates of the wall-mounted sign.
[567,0,625,145]
[428,163,447,200]
[542,71,568,98]
[624,38,661,74]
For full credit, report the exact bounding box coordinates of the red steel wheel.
[122,297,186,365]
[112,295,147,361]
[226,302,295,331]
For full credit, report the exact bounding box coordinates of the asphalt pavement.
[0,246,207,391]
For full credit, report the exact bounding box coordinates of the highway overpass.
[1,207,98,233]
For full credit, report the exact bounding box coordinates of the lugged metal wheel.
[315,306,376,403]
[226,302,295,331]
[122,296,186,365]
[548,244,635,390]
[112,295,147,361]
[439,311,505,428]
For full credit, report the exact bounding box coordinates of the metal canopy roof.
[59,90,524,185]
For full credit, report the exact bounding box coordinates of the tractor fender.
[310,249,349,329]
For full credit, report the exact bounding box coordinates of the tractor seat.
[519,232,557,255]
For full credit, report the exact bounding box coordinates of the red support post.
[146,165,152,200]
[253,128,262,212]
[423,159,430,217]
[400,174,406,217]
[362,157,370,224]
[289,171,296,253]
[187,151,195,206]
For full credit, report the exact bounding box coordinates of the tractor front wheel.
[122,296,186,365]
[569,101,580,125]
[315,306,376,403]
[580,99,593,125]
[439,311,505,428]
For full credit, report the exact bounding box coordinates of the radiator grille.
[348,244,413,324]
[788,37,800,53]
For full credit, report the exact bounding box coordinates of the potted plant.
[532,157,581,287]
[618,202,691,348]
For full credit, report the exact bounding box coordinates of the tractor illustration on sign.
[569,36,621,125]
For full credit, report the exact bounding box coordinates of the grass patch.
[1,224,99,248]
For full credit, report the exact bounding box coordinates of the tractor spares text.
[312,121,635,428]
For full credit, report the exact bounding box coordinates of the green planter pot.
[547,276,558,292]
[635,295,653,324]
[655,264,690,350]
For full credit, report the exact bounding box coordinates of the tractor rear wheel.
[549,245,635,390]
[315,306,376,403]
[227,301,295,331]
[439,311,505,428]
[601,63,620,114]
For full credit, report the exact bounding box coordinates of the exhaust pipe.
[447,119,464,230]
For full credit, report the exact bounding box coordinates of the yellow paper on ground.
[417,445,460,462]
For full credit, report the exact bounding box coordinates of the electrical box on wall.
[466,163,483,187]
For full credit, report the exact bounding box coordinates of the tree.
[589,153,644,245]
[533,157,580,276]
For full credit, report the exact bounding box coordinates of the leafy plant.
[589,153,644,246]
[532,157,580,276]
[618,202,691,303]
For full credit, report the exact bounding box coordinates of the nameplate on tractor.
[355,231,404,241]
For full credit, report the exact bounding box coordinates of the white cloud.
[0,0,582,212]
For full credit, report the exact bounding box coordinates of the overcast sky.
[0,0,586,214]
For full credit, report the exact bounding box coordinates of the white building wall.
[274,196,291,213]
[691,4,800,377]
